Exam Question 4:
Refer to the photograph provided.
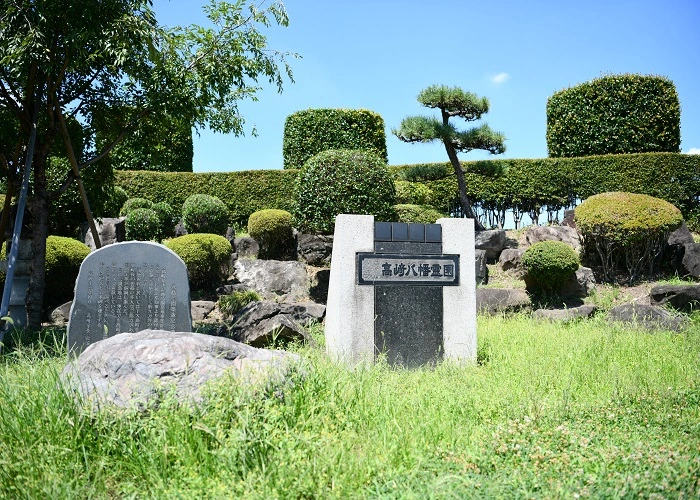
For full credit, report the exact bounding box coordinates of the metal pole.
[0,89,40,346]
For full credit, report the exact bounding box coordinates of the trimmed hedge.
[114,169,298,229]
[547,74,681,157]
[522,240,580,293]
[283,108,388,169]
[165,233,232,288]
[248,209,295,260]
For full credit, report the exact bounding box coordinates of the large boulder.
[234,237,259,259]
[607,303,687,331]
[649,284,700,313]
[226,300,325,347]
[84,217,125,250]
[309,267,330,304]
[498,248,525,274]
[61,329,301,409]
[233,259,310,302]
[666,222,695,273]
[297,234,333,267]
[533,305,597,322]
[475,229,506,263]
[476,288,531,315]
[524,225,581,252]
[680,243,700,279]
[559,267,596,298]
[191,300,216,322]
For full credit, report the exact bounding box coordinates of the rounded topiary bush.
[575,192,683,283]
[393,204,446,224]
[105,186,129,217]
[181,194,229,235]
[394,181,433,205]
[120,197,153,217]
[125,208,161,242]
[296,149,396,234]
[248,209,295,260]
[152,201,178,239]
[165,233,232,288]
[521,240,579,293]
[45,236,91,309]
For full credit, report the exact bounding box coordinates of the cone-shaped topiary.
[521,240,579,293]
[575,192,683,283]
[248,209,295,260]
[165,233,232,288]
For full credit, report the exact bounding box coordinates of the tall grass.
[0,315,698,497]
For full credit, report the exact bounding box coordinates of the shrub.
[165,233,232,288]
[547,74,681,157]
[393,204,446,224]
[247,209,295,260]
[120,197,153,217]
[125,208,161,242]
[218,289,261,317]
[521,241,579,293]
[296,149,396,234]
[181,194,229,235]
[575,192,683,283]
[44,236,91,309]
[152,201,178,239]
[104,186,129,217]
[283,108,388,169]
[394,181,433,205]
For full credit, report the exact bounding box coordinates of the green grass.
[1,316,699,498]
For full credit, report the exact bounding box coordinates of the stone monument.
[325,215,476,367]
[67,241,192,353]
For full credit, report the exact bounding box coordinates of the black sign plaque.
[357,253,459,286]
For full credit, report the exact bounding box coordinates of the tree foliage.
[0,0,296,328]
[393,85,505,229]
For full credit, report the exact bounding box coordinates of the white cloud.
[490,72,510,85]
[684,147,700,155]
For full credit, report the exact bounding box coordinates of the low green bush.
[218,289,261,317]
[575,192,683,283]
[393,204,446,224]
[521,240,579,293]
[125,208,161,242]
[247,209,295,260]
[152,201,178,239]
[394,181,433,205]
[296,149,396,234]
[181,194,229,235]
[165,233,232,288]
[45,236,91,309]
[120,197,154,217]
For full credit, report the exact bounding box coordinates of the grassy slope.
[0,316,698,498]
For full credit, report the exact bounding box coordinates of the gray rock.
[560,266,596,298]
[666,222,695,273]
[61,329,301,409]
[668,221,694,246]
[475,229,506,262]
[309,267,330,304]
[607,303,687,331]
[476,288,531,315]
[228,300,325,347]
[561,209,576,229]
[475,249,488,285]
[498,248,525,273]
[680,243,700,278]
[50,301,73,326]
[297,233,333,267]
[649,284,700,313]
[533,305,597,322]
[524,225,581,252]
[234,237,259,259]
[84,218,125,250]
[233,259,309,302]
[191,301,216,322]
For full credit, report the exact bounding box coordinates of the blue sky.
[153,0,700,173]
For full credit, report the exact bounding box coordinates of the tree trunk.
[26,155,49,330]
[444,141,485,231]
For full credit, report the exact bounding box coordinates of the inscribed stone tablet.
[67,242,192,353]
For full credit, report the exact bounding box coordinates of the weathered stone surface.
[50,301,73,325]
[524,225,581,251]
[476,288,531,315]
[309,267,330,304]
[607,303,686,331]
[560,267,596,298]
[649,284,700,313]
[84,218,125,250]
[191,300,216,322]
[680,243,700,278]
[227,300,325,347]
[668,221,694,246]
[533,305,597,322]
[297,233,333,267]
[61,329,301,409]
[68,242,193,353]
[475,249,488,285]
[666,222,695,272]
[561,209,576,229]
[475,229,506,262]
[234,237,259,259]
[498,248,525,273]
[233,259,309,301]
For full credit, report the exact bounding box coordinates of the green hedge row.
[282,108,388,169]
[114,169,298,228]
[547,74,681,157]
